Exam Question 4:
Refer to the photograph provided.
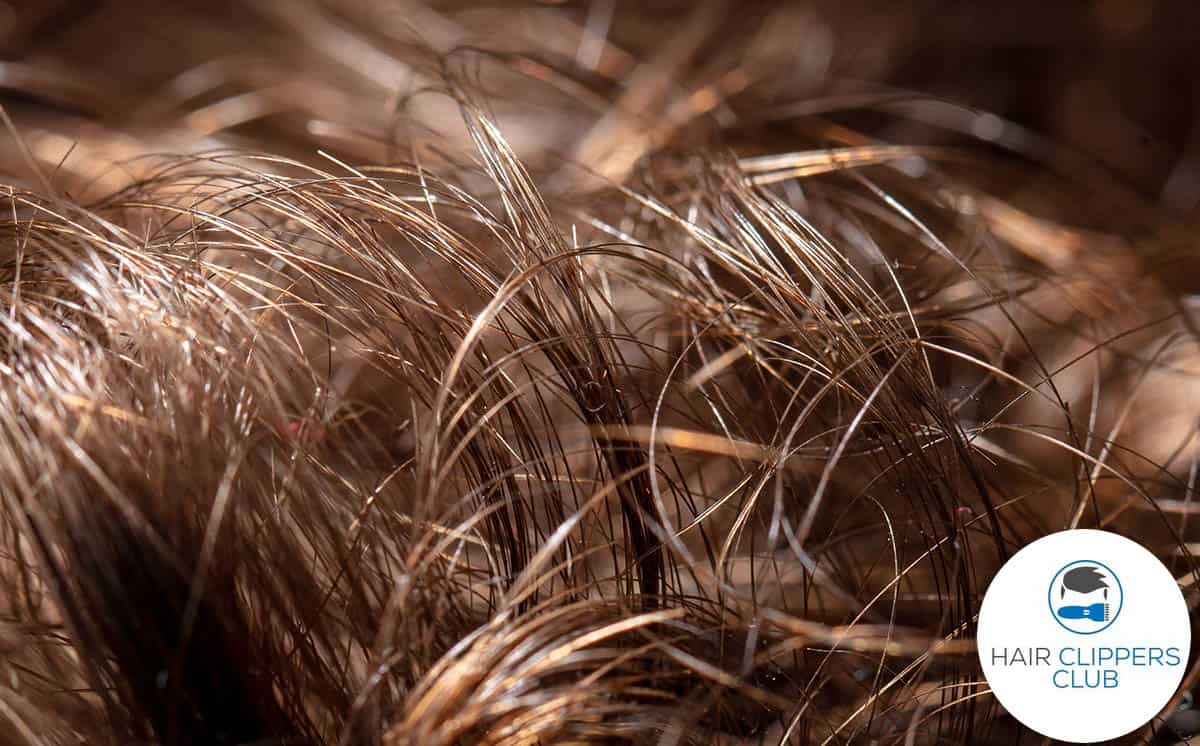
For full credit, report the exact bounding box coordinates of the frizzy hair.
[0,2,1196,745]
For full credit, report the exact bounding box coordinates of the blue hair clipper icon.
[1055,566,1112,624]
[1056,602,1111,621]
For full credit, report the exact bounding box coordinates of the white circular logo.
[978,529,1190,743]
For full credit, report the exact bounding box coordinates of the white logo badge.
[977,529,1190,742]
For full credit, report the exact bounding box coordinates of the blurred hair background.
[2,1,1197,191]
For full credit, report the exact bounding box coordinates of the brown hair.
[0,2,1196,744]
